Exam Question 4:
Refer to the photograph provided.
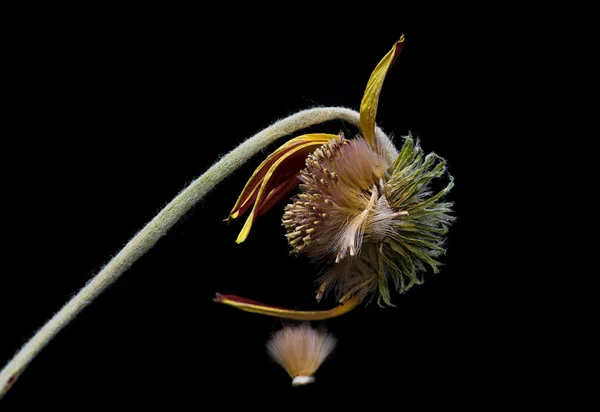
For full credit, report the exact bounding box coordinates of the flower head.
[217,35,454,317]
[287,132,454,306]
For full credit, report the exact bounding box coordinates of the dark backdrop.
[1,10,517,410]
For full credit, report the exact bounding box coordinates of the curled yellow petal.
[213,293,360,320]
[359,35,406,150]
[227,134,334,222]
[233,133,338,244]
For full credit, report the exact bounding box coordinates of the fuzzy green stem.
[0,107,398,399]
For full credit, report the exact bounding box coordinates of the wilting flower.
[266,324,337,386]
[216,35,454,318]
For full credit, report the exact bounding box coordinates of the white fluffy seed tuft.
[266,324,337,385]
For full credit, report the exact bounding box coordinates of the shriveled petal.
[213,292,360,320]
[255,175,301,219]
[227,134,333,221]
[231,133,337,244]
[359,35,406,150]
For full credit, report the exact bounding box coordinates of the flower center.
[282,134,391,262]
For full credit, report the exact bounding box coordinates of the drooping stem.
[213,293,361,320]
[0,107,398,399]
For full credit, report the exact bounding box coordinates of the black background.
[0,9,524,410]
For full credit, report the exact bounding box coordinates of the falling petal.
[214,292,360,320]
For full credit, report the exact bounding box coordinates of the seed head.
[283,132,454,306]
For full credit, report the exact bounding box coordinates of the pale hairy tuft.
[266,324,337,385]
[283,135,390,262]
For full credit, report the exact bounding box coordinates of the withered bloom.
[285,133,454,307]
[0,35,459,398]
[215,35,454,317]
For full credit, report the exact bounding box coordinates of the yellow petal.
[359,35,406,150]
[235,133,337,243]
[214,293,361,320]
[227,133,337,222]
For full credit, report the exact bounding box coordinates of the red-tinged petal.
[227,140,306,220]
[254,142,318,218]
[214,292,361,320]
[235,134,337,244]
[227,134,337,221]
[255,174,300,219]
[213,293,288,310]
